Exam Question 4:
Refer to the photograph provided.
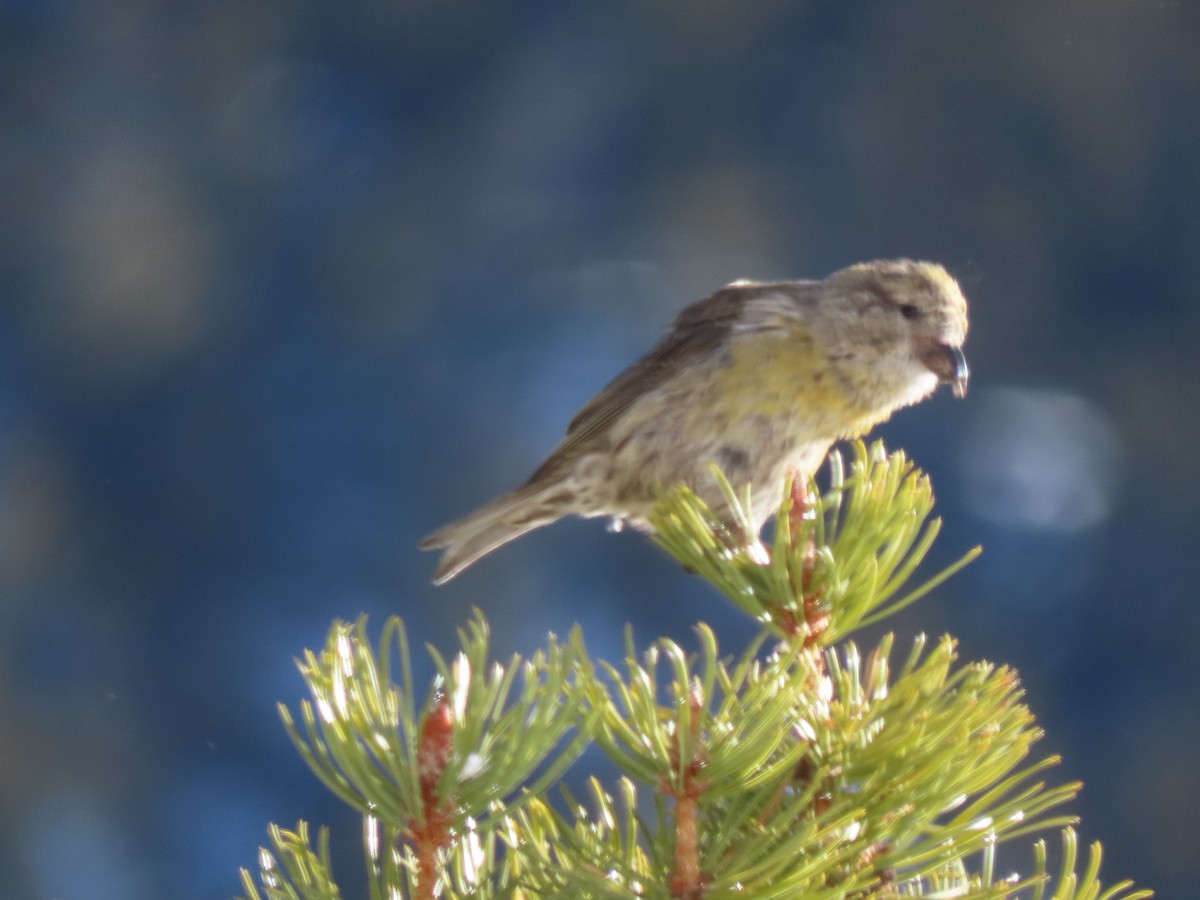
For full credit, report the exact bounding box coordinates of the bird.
[421,259,969,584]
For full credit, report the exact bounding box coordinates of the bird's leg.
[709,518,769,566]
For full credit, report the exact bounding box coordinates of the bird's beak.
[920,342,969,398]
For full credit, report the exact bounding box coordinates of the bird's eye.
[899,304,921,320]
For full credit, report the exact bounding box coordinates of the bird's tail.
[419,481,574,584]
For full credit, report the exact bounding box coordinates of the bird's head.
[825,259,970,400]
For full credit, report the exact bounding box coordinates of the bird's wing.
[525,286,751,482]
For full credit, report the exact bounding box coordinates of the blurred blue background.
[2,2,1198,897]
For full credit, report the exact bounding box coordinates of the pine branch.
[238,441,1150,900]
[648,441,981,645]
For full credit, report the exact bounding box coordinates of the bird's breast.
[709,329,856,424]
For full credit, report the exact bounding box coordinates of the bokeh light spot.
[960,387,1121,531]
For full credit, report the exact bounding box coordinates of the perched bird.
[422,259,969,584]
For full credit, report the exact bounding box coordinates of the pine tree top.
[239,442,1151,900]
